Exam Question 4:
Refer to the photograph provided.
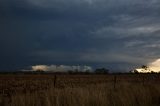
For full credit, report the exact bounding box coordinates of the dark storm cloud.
[0,0,160,71]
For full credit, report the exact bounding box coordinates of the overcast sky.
[1,0,160,71]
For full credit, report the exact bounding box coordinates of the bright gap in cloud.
[23,65,93,72]
[134,58,160,73]
[148,59,160,72]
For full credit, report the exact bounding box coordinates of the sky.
[0,0,160,71]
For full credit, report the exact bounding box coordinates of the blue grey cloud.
[0,0,160,71]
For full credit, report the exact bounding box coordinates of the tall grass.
[0,74,160,106]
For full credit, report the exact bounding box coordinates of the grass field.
[0,74,160,106]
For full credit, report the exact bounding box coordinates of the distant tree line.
[95,68,109,74]
[0,68,127,75]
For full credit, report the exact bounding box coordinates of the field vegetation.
[0,74,160,106]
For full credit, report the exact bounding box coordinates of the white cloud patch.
[29,65,92,72]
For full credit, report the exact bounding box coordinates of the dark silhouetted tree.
[141,65,148,70]
[95,68,109,74]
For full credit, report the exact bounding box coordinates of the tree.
[95,68,109,74]
[141,65,148,70]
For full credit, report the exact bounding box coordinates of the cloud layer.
[28,65,92,72]
[0,0,160,71]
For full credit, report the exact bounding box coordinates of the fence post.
[54,75,57,88]
[114,75,117,89]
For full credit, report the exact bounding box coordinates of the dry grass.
[0,74,160,106]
